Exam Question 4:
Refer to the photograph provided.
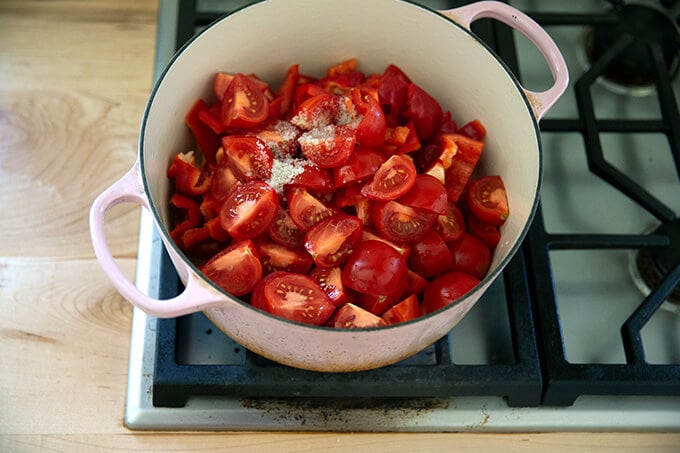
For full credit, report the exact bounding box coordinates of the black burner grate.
[151,0,680,409]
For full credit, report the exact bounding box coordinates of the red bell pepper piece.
[167,151,211,196]
[185,99,220,165]
[169,193,202,248]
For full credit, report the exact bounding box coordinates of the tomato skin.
[200,240,262,297]
[361,154,417,201]
[434,201,466,242]
[467,213,501,250]
[332,303,387,329]
[287,187,335,231]
[408,230,454,278]
[448,233,492,280]
[304,213,363,268]
[404,82,443,142]
[397,174,447,215]
[381,294,419,324]
[467,175,509,226]
[341,240,408,297]
[219,181,279,240]
[372,200,437,244]
[253,271,336,325]
[355,291,402,316]
[421,271,480,315]
[360,230,411,259]
[221,73,270,128]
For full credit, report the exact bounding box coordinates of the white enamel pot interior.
[90,0,568,372]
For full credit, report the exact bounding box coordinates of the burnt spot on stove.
[585,2,679,89]
[240,397,450,426]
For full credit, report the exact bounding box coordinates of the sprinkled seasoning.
[266,158,308,194]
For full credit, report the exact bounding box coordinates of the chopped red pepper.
[167,151,211,196]
[169,193,202,248]
[185,99,221,165]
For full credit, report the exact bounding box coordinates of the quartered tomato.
[331,303,387,329]
[309,266,353,306]
[267,207,306,248]
[221,73,269,128]
[255,239,314,275]
[199,240,262,296]
[420,271,480,315]
[467,175,509,226]
[210,161,240,200]
[372,200,437,244]
[252,271,335,325]
[304,213,363,268]
[333,146,385,187]
[219,181,279,240]
[434,201,466,242]
[341,240,407,297]
[287,187,335,231]
[361,154,417,201]
[381,294,419,324]
[221,135,274,182]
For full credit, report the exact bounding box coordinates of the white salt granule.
[266,158,308,194]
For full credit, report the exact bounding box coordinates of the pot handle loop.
[89,162,222,318]
[441,0,568,120]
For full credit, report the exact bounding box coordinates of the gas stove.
[125,0,680,431]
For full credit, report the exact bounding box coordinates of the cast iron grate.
[151,0,544,409]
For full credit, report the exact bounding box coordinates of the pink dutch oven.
[90,0,568,372]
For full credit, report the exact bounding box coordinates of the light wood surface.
[1,1,678,451]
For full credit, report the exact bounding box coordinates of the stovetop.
[125,0,680,431]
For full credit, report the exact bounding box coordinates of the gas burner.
[630,219,680,311]
[584,3,679,95]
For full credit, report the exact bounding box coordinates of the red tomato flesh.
[304,213,363,268]
[468,175,509,226]
[200,240,262,297]
[219,181,279,240]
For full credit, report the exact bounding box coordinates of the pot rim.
[138,0,543,332]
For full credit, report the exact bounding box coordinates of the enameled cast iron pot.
[90,0,568,372]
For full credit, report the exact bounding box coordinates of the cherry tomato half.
[361,154,417,201]
[200,240,262,297]
[420,271,480,315]
[467,175,509,226]
[372,200,437,244]
[304,213,363,268]
[221,135,273,182]
[252,271,335,325]
[342,240,407,297]
[221,73,270,128]
[219,181,279,240]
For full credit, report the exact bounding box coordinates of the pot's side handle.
[89,162,223,318]
[441,0,568,120]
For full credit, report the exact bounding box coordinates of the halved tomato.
[372,200,437,244]
[252,271,335,325]
[304,213,363,268]
[467,175,509,226]
[221,73,269,128]
[341,240,407,297]
[361,154,417,201]
[221,135,273,182]
[448,233,492,280]
[309,266,353,306]
[255,239,314,275]
[252,120,301,158]
[408,230,454,278]
[381,294,419,325]
[210,160,241,200]
[287,187,335,231]
[298,124,356,168]
[420,271,480,315]
[397,174,447,215]
[331,303,387,329]
[219,181,279,240]
[200,240,262,297]
[434,201,466,242]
